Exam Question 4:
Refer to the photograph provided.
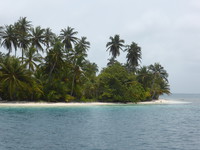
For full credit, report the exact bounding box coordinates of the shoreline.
[0,99,189,107]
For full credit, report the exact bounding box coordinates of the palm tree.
[0,57,34,100]
[44,28,55,52]
[17,32,30,64]
[149,63,168,82]
[60,26,78,50]
[148,63,169,99]
[30,26,45,53]
[158,80,170,96]
[82,61,98,99]
[82,60,98,78]
[68,37,90,96]
[75,36,90,54]
[125,42,142,71]
[15,17,32,33]
[45,40,64,79]
[23,46,43,72]
[70,47,86,96]
[72,36,90,60]
[14,17,32,63]
[106,34,125,59]
[137,66,151,90]
[0,25,18,56]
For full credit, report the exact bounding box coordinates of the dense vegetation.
[0,17,170,102]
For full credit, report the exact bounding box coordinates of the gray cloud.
[1,0,200,93]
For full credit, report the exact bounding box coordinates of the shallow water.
[0,94,200,150]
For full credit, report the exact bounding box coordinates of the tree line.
[0,17,170,102]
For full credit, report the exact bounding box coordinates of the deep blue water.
[0,94,200,150]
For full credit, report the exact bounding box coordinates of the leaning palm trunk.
[70,74,76,96]
[49,60,57,80]
[151,77,156,100]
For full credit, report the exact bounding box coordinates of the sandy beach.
[137,99,189,104]
[0,99,189,107]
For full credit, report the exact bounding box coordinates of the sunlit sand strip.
[138,99,190,104]
[0,99,190,107]
[0,102,116,107]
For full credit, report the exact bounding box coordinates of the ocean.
[0,93,200,150]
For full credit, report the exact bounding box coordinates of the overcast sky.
[1,0,200,93]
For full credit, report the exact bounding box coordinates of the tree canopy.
[0,17,170,102]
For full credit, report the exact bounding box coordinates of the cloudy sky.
[1,0,200,93]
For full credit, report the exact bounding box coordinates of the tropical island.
[0,17,170,103]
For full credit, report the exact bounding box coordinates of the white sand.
[138,99,189,104]
[0,102,115,107]
[0,99,189,107]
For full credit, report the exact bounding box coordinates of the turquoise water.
[0,94,200,150]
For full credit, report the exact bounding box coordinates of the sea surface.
[0,93,200,150]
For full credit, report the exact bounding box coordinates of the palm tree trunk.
[22,49,24,64]
[151,77,156,100]
[49,59,57,79]
[71,74,76,96]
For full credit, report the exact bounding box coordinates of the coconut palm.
[60,26,78,50]
[14,17,32,63]
[70,45,87,96]
[0,57,34,100]
[44,28,55,52]
[0,25,18,56]
[30,26,45,53]
[149,63,168,82]
[82,60,98,77]
[23,46,43,72]
[106,34,125,59]
[68,37,90,96]
[148,63,169,99]
[15,17,32,33]
[72,36,90,61]
[125,42,142,71]
[45,40,64,78]
[76,37,90,53]
[137,66,152,90]
[17,32,30,63]
[159,80,170,95]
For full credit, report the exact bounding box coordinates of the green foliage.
[43,79,70,102]
[137,63,170,100]
[65,94,75,102]
[0,57,35,100]
[124,81,147,103]
[148,63,170,99]
[23,46,43,71]
[44,40,64,77]
[97,62,147,103]
[0,17,170,102]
